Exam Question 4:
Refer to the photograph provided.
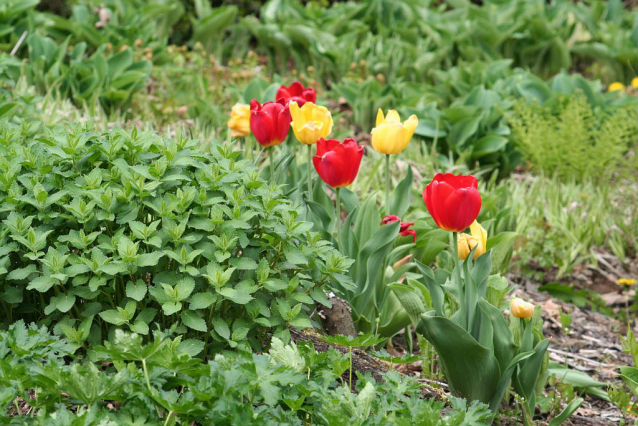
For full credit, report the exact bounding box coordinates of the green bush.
[0,121,352,351]
[509,94,637,181]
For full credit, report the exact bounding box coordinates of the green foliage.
[509,95,637,181]
[0,122,351,351]
[414,253,549,419]
[0,323,493,425]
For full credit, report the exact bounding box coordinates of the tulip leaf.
[548,398,583,426]
[415,261,444,316]
[388,282,426,325]
[478,299,516,373]
[416,315,500,404]
[351,221,399,331]
[389,166,413,218]
[515,338,550,411]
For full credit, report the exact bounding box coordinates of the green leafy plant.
[412,250,549,420]
[0,122,352,352]
[509,94,637,181]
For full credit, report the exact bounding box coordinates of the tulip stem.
[450,232,459,270]
[270,149,275,181]
[307,144,313,202]
[335,187,341,243]
[384,154,390,214]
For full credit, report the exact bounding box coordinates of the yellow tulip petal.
[404,114,419,136]
[632,77,638,89]
[385,110,401,123]
[376,109,385,126]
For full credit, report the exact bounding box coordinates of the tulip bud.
[510,297,535,319]
[457,221,487,260]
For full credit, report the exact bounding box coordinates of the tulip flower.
[632,78,638,89]
[609,82,625,92]
[457,220,487,260]
[382,215,417,243]
[510,297,534,319]
[313,138,363,188]
[422,173,482,233]
[313,138,363,236]
[276,81,316,106]
[370,109,418,214]
[289,101,334,201]
[249,100,291,147]
[227,103,250,138]
[289,101,333,146]
[371,109,418,155]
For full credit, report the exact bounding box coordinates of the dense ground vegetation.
[2,0,638,424]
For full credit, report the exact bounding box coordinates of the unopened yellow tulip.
[632,78,638,89]
[227,103,251,137]
[510,297,535,319]
[371,109,418,155]
[289,101,333,145]
[457,221,487,260]
[609,82,625,92]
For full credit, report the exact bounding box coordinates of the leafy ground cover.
[2,0,638,424]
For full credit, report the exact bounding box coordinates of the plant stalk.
[384,154,390,214]
[270,148,275,181]
[307,144,313,202]
[335,187,341,241]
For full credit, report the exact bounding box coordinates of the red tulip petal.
[382,215,401,224]
[439,187,482,231]
[434,173,478,190]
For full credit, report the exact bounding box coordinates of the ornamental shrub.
[0,121,353,351]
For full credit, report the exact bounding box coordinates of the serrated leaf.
[181,310,207,332]
[212,317,230,339]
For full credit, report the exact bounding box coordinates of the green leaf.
[189,292,216,310]
[181,310,207,332]
[212,317,230,339]
[100,309,126,326]
[7,264,37,280]
[548,398,583,426]
[126,280,147,301]
[416,315,500,404]
[27,275,56,292]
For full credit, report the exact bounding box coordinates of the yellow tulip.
[289,101,333,145]
[632,78,638,89]
[457,221,487,260]
[370,109,418,155]
[227,103,251,137]
[510,297,535,319]
[608,82,625,92]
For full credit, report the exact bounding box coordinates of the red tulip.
[312,138,363,188]
[382,215,417,242]
[276,81,317,107]
[250,100,291,147]
[422,173,481,232]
